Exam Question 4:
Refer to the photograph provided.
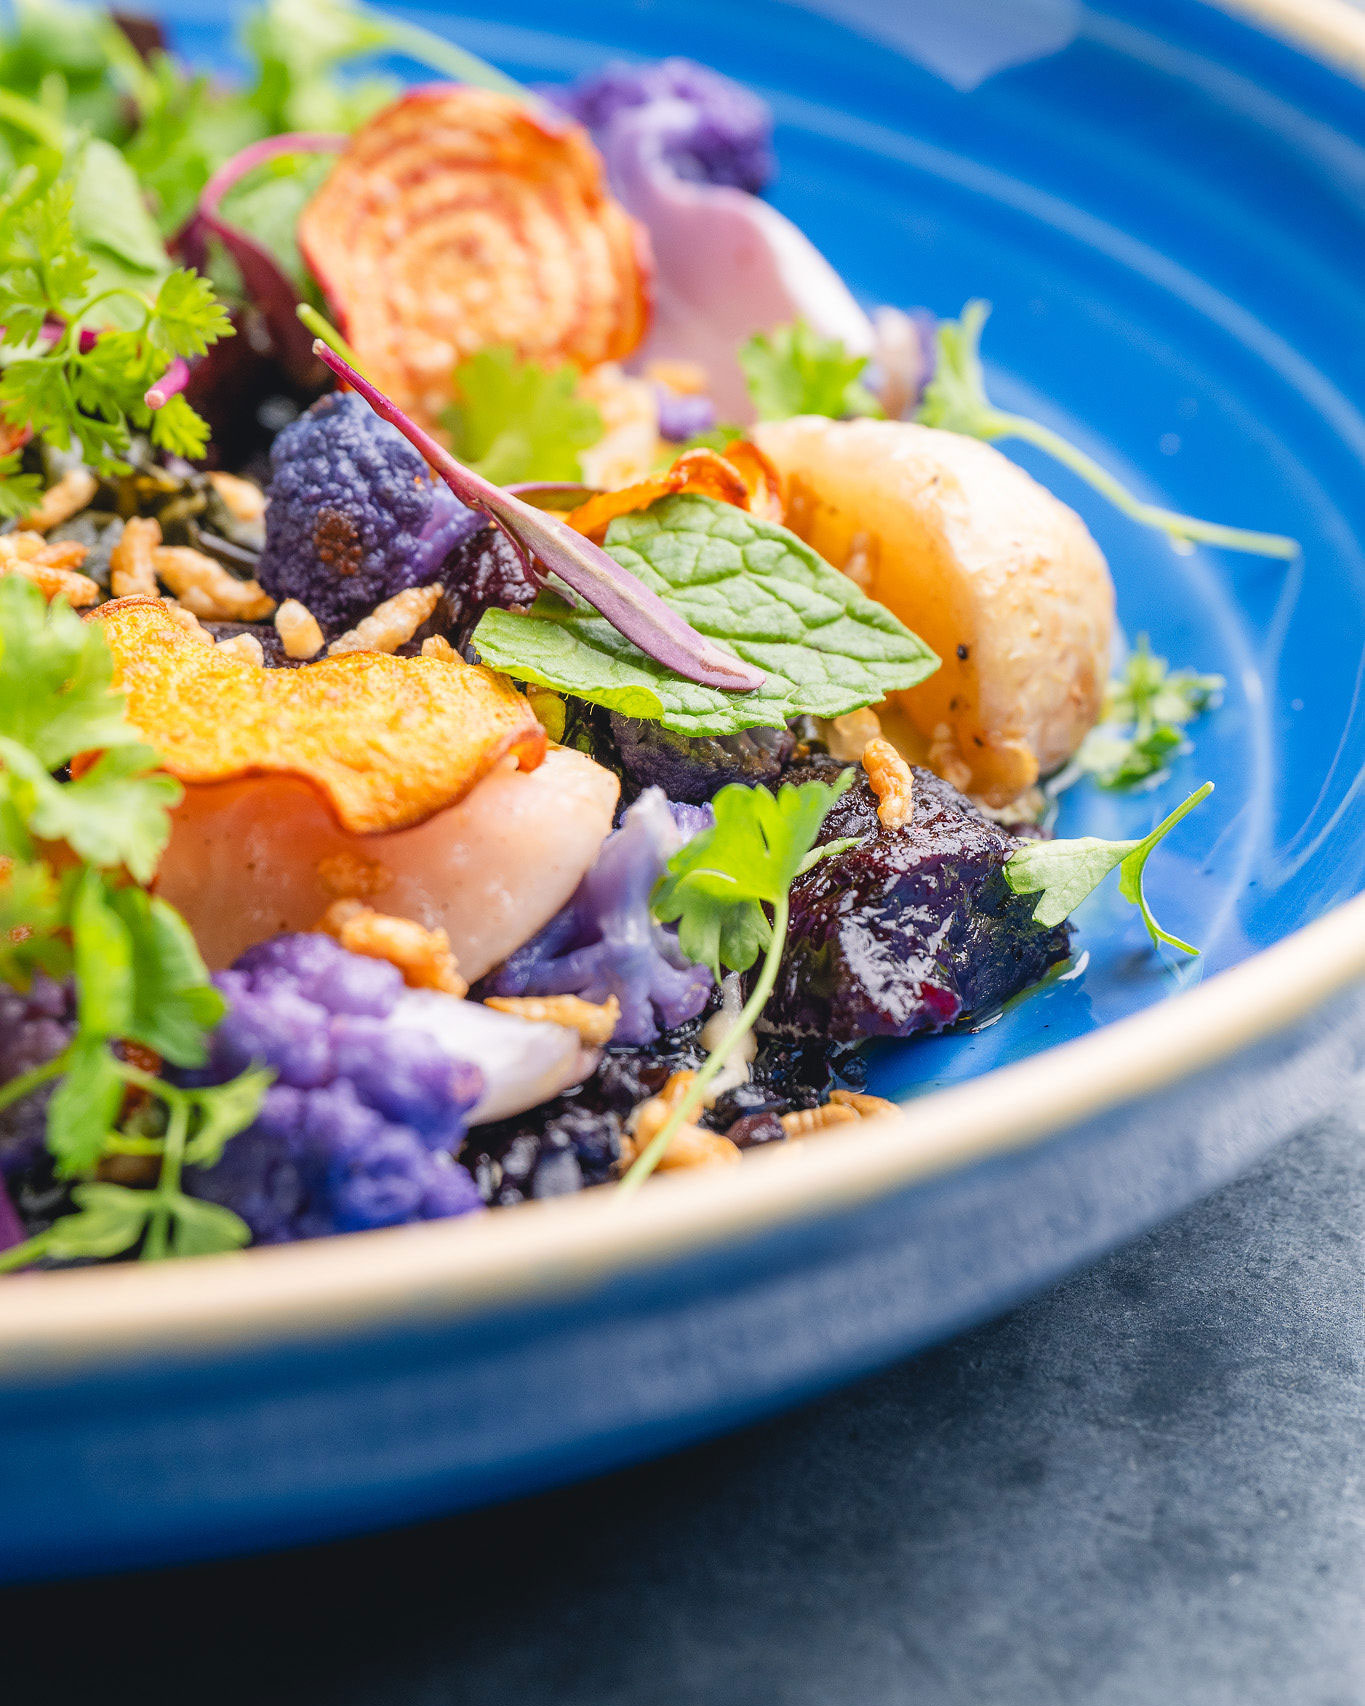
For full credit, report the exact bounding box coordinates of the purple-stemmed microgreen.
[311,339,766,693]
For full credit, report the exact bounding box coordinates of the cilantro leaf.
[46,1031,124,1176]
[473,493,939,736]
[1004,782,1213,954]
[110,887,225,1067]
[44,1182,152,1261]
[620,772,858,1195]
[917,301,1297,560]
[4,741,181,881]
[654,771,855,978]
[442,345,603,484]
[1072,637,1224,791]
[740,320,882,422]
[166,1192,252,1258]
[0,574,132,767]
[184,1068,274,1169]
[0,858,66,987]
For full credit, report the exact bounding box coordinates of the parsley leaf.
[740,320,882,422]
[473,493,939,736]
[1071,637,1224,791]
[619,773,857,1195]
[917,301,1297,560]
[0,575,268,1246]
[654,772,857,978]
[0,170,231,507]
[1005,782,1213,954]
[441,345,603,485]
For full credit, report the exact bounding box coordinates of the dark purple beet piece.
[607,714,795,802]
[767,768,1072,1042]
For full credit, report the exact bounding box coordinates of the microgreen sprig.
[918,302,1298,561]
[619,772,859,1195]
[1069,637,1225,792]
[1005,782,1213,955]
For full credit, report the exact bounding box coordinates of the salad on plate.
[0,0,1290,1270]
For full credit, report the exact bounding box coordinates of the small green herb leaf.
[44,1182,152,1261]
[653,771,855,979]
[184,1068,274,1169]
[621,772,857,1195]
[46,1032,124,1177]
[473,494,939,736]
[740,320,882,422]
[111,887,225,1068]
[1005,782,1213,953]
[1072,637,1225,791]
[166,1192,252,1257]
[441,345,603,485]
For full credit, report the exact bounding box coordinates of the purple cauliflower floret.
[184,933,484,1244]
[654,385,717,443]
[255,390,482,636]
[768,770,1072,1042]
[0,974,72,1183]
[548,57,775,194]
[486,788,714,1046]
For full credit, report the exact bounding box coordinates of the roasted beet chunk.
[768,769,1071,1042]
[442,522,539,650]
[608,714,795,803]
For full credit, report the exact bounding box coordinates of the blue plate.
[2,0,1365,1582]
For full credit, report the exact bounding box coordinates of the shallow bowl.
[3,0,1365,1582]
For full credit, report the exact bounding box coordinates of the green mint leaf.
[43,1182,152,1261]
[165,1192,252,1258]
[740,320,882,422]
[917,302,1297,560]
[653,770,855,978]
[473,494,939,736]
[184,1067,274,1169]
[441,345,603,485]
[45,1031,124,1176]
[1005,782,1213,953]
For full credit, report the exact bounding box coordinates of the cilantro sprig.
[442,345,604,485]
[0,578,267,1271]
[1005,781,1213,955]
[619,772,859,1195]
[0,171,231,512]
[918,302,1298,561]
[1070,637,1224,792]
[740,319,882,422]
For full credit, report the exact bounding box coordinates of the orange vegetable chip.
[298,87,653,432]
[721,439,785,524]
[91,598,547,835]
[565,448,758,542]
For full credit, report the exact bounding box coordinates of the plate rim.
[1,0,1363,1375]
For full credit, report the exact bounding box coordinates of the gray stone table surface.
[4,1100,1363,1704]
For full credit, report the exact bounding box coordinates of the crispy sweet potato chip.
[721,439,785,524]
[298,87,652,432]
[564,447,750,541]
[92,598,546,835]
